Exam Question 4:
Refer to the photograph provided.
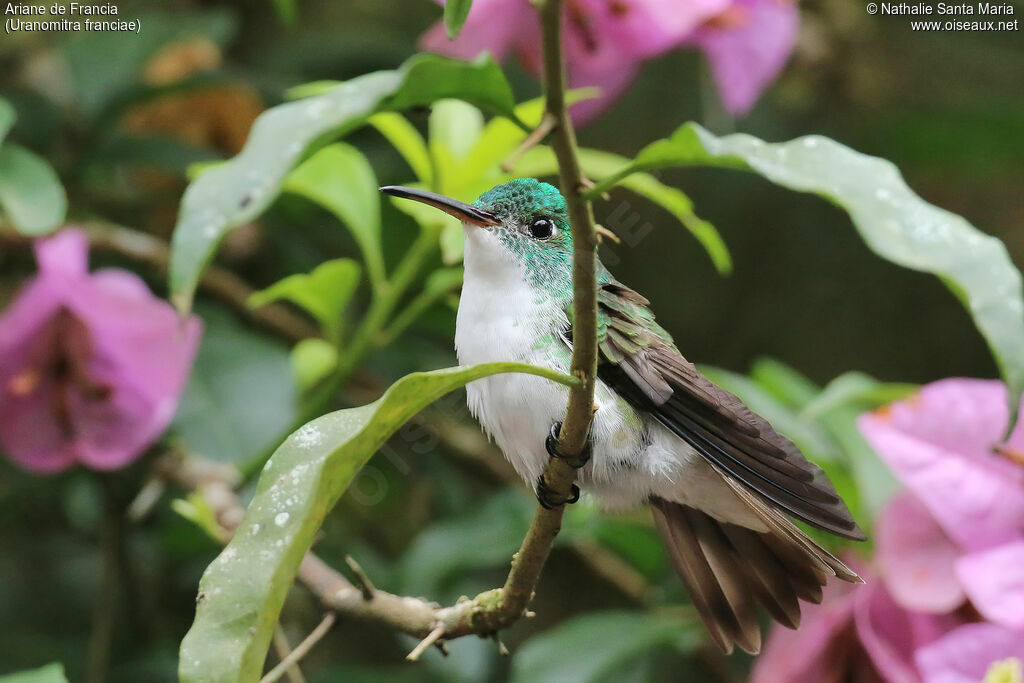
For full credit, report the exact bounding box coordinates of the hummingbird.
[380,178,865,654]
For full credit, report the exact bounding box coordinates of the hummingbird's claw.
[545,421,592,469]
[535,474,580,509]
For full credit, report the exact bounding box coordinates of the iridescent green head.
[380,179,574,297]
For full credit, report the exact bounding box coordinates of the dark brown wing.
[595,280,865,541]
[651,488,862,654]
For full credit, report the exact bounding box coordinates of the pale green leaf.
[178,363,576,683]
[284,80,341,100]
[802,372,918,420]
[172,493,227,542]
[453,89,598,190]
[0,663,68,683]
[173,308,296,467]
[511,612,697,683]
[250,258,361,343]
[0,97,15,145]
[368,112,433,185]
[748,357,821,408]
[284,146,383,289]
[0,144,67,236]
[589,122,1024,429]
[168,53,519,312]
[444,0,473,39]
[439,220,465,264]
[430,99,485,166]
[290,338,339,392]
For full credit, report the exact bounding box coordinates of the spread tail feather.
[650,496,861,655]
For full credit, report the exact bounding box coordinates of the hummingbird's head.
[381,179,574,298]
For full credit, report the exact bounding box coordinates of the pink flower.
[752,560,964,683]
[0,229,201,473]
[860,379,1024,631]
[422,0,794,120]
[690,0,799,116]
[757,379,1024,682]
[916,622,1024,683]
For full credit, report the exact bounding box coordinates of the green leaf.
[430,99,485,164]
[168,53,519,312]
[577,148,730,275]
[270,0,297,26]
[172,493,227,542]
[589,122,1024,428]
[380,266,464,344]
[824,406,899,519]
[250,258,361,343]
[172,308,297,467]
[0,97,15,145]
[0,663,68,683]
[284,146,383,289]
[444,0,473,39]
[0,144,67,236]
[284,80,342,100]
[748,357,821,409]
[511,612,697,683]
[178,363,576,683]
[802,372,918,419]
[290,338,339,392]
[399,490,533,596]
[369,112,433,185]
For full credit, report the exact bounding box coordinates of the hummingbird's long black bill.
[379,186,501,227]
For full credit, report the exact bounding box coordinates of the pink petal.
[877,491,965,614]
[34,228,89,280]
[572,0,730,58]
[420,0,536,62]
[0,377,78,473]
[0,229,201,473]
[64,282,201,466]
[693,0,799,116]
[854,581,925,683]
[565,46,641,123]
[956,541,1024,630]
[751,576,861,682]
[859,379,1024,551]
[915,622,1024,683]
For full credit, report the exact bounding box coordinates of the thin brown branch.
[501,112,556,172]
[466,0,604,634]
[406,624,446,662]
[261,613,336,683]
[344,555,376,600]
[270,626,306,683]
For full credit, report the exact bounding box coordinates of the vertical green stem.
[295,227,439,426]
[86,477,121,683]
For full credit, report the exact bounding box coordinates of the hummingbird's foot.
[535,474,580,510]
[545,421,592,468]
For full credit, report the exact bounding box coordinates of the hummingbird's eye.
[527,217,555,240]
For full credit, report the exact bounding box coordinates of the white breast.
[454,224,762,528]
[455,226,573,485]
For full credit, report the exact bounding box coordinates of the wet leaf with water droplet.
[587,122,1024,430]
[178,362,576,683]
[169,53,521,312]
